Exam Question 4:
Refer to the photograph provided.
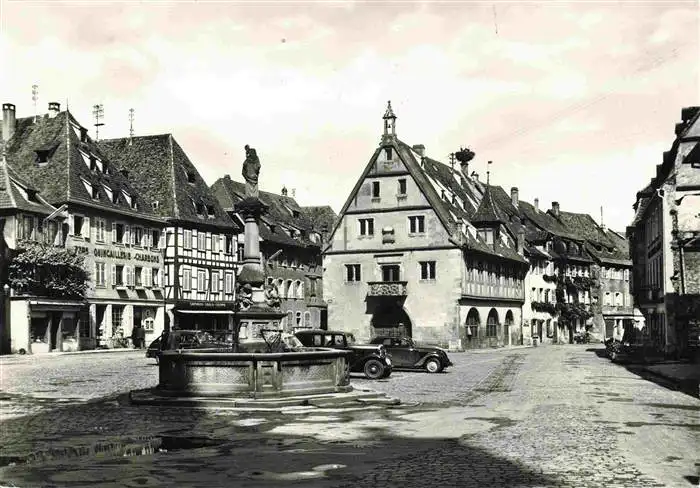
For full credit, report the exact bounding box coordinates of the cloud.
[1,1,698,230]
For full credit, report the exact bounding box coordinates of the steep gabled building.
[211,176,329,330]
[323,103,529,349]
[2,103,166,351]
[100,135,240,331]
[628,106,700,357]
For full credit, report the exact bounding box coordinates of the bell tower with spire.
[382,100,397,142]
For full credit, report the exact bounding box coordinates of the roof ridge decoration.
[471,161,506,226]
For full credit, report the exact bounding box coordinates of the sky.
[1,1,698,232]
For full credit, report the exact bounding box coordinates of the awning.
[175,309,234,315]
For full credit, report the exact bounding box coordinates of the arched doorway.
[464,308,480,350]
[504,310,514,346]
[486,308,499,348]
[371,303,412,338]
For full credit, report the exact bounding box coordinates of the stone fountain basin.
[153,348,352,399]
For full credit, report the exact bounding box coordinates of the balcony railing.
[367,281,408,297]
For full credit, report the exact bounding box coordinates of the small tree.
[8,242,89,299]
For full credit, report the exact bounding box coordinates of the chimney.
[281,186,288,197]
[224,174,231,181]
[534,198,539,212]
[48,102,60,118]
[551,201,560,217]
[412,144,425,157]
[511,187,519,208]
[2,103,16,142]
[681,106,700,123]
[517,225,525,254]
[471,171,479,182]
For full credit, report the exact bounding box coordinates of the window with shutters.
[211,271,219,293]
[95,218,106,242]
[197,269,206,292]
[212,233,219,253]
[95,262,106,287]
[198,231,206,251]
[224,272,234,295]
[183,230,192,249]
[135,267,143,287]
[114,265,125,287]
[152,268,160,288]
[133,227,144,247]
[112,306,124,332]
[182,268,191,291]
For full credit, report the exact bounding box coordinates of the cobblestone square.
[1,345,698,487]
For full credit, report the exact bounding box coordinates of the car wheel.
[363,359,385,380]
[425,358,442,374]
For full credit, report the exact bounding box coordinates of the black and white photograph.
[0,1,698,486]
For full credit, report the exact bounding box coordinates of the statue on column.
[242,145,261,199]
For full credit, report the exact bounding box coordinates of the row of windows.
[16,215,63,245]
[181,267,235,294]
[603,291,626,307]
[601,267,629,280]
[370,178,408,199]
[266,277,308,300]
[345,261,436,282]
[182,229,235,254]
[466,260,522,286]
[286,310,312,328]
[358,215,425,237]
[70,214,163,249]
[94,263,161,289]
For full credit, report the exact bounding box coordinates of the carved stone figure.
[264,282,281,309]
[236,282,253,311]
[242,145,261,198]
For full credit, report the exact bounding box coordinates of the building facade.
[628,106,700,357]
[100,134,240,331]
[211,176,330,331]
[2,103,166,352]
[323,104,528,349]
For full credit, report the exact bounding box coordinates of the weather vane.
[93,104,104,141]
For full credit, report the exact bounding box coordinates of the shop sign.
[93,248,160,263]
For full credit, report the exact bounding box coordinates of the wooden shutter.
[111,265,116,287]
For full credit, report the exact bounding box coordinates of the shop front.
[8,296,85,354]
[172,301,235,331]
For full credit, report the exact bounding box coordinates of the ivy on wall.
[8,242,89,299]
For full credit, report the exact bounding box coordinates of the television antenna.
[129,108,135,144]
[32,85,38,122]
[93,104,104,141]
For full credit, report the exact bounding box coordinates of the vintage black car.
[294,329,392,380]
[369,336,453,373]
[146,330,233,363]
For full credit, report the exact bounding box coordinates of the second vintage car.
[294,329,392,380]
[369,336,453,373]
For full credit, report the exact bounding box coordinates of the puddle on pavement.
[625,421,699,431]
[0,436,225,467]
[238,463,346,481]
[644,403,700,412]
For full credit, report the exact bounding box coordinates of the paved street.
[0,345,698,487]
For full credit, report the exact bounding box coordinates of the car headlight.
[385,357,391,365]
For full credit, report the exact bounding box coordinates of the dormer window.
[478,229,494,245]
[182,166,196,184]
[80,128,88,143]
[122,190,132,207]
[152,200,160,210]
[206,205,215,218]
[35,149,50,165]
[103,184,113,202]
[292,210,300,218]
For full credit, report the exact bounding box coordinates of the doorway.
[371,303,412,338]
[464,308,480,350]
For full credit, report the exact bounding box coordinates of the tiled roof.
[471,184,506,225]
[100,135,236,229]
[301,205,338,235]
[4,111,157,220]
[0,161,56,214]
[210,176,321,248]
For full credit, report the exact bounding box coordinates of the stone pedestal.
[234,197,285,344]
